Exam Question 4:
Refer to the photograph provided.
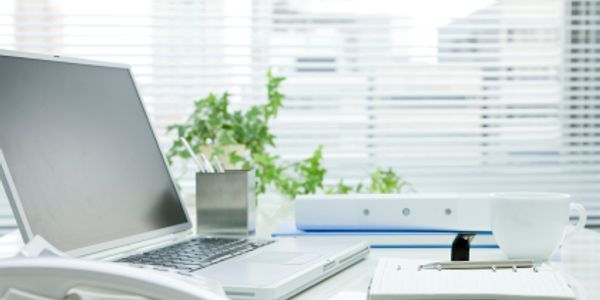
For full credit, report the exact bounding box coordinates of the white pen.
[419,259,534,271]
[179,137,206,173]
[200,153,215,173]
[212,157,225,173]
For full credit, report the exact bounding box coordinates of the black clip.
[451,233,475,261]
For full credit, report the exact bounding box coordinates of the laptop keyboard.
[117,237,275,272]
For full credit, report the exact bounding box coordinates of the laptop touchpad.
[244,252,320,265]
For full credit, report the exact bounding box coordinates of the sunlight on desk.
[1,228,600,299]
[291,229,600,300]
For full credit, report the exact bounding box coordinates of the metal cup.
[195,170,255,236]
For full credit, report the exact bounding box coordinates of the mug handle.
[564,202,587,241]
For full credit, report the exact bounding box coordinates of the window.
[1,0,599,235]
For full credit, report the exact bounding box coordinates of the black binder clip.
[451,233,475,261]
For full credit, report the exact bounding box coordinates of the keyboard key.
[117,237,275,271]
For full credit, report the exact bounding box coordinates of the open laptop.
[0,50,369,300]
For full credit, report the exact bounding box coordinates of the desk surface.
[1,229,599,299]
[291,230,600,299]
[251,200,599,299]
[294,247,505,300]
[2,199,600,300]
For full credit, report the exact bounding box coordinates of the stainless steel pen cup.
[195,169,256,236]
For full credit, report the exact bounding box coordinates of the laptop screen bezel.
[0,49,193,257]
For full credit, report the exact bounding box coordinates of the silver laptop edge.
[0,148,33,239]
[0,49,194,259]
[3,145,191,261]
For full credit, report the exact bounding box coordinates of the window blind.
[0,0,599,234]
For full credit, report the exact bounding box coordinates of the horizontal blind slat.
[2,0,600,223]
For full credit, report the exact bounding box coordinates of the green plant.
[325,167,415,194]
[166,71,326,199]
[166,70,411,199]
[275,146,326,199]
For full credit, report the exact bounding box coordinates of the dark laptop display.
[0,55,188,251]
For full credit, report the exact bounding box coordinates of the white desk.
[293,247,503,299]
[1,229,599,299]
[250,199,600,299]
[291,228,600,300]
[2,199,600,300]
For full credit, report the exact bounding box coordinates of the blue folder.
[271,223,498,249]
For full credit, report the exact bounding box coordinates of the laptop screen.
[0,54,189,252]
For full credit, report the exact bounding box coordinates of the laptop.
[0,50,369,300]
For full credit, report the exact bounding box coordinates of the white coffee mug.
[490,192,587,261]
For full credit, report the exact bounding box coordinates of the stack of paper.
[370,258,576,300]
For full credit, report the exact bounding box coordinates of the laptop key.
[116,237,275,271]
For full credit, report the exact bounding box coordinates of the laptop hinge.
[82,229,194,261]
